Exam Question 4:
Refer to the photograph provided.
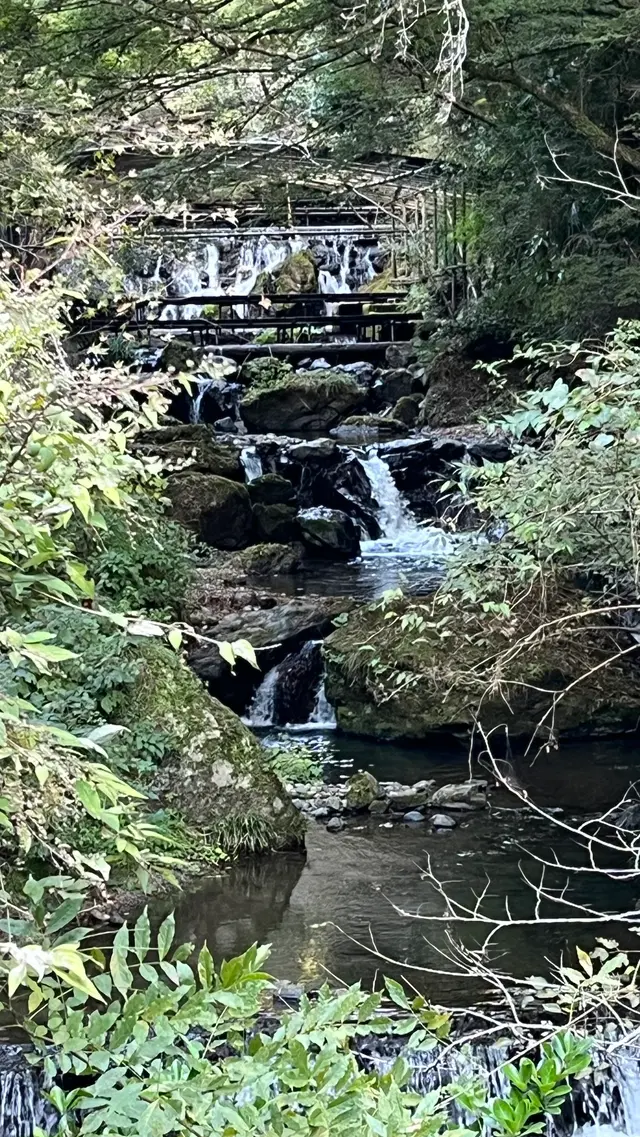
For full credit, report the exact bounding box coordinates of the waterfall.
[244,665,279,727]
[240,446,263,482]
[244,642,336,730]
[190,378,215,424]
[0,1046,58,1136]
[358,450,455,558]
[307,680,337,729]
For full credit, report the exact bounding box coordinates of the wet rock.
[385,342,417,369]
[249,474,296,505]
[298,506,360,559]
[288,438,338,463]
[431,813,457,829]
[388,788,432,810]
[392,395,422,426]
[417,349,526,428]
[326,796,343,813]
[272,641,323,724]
[326,817,344,833]
[369,799,389,815]
[135,424,243,479]
[313,806,329,819]
[252,502,299,543]
[346,771,379,810]
[413,779,437,794]
[380,368,415,403]
[214,416,244,434]
[431,780,488,809]
[159,337,204,373]
[240,372,364,434]
[122,643,305,851]
[166,473,253,549]
[403,810,425,823]
[275,249,318,294]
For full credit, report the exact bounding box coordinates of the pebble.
[403,810,425,823]
[431,813,457,829]
[313,807,329,819]
[326,796,342,813]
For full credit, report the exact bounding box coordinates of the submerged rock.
[431,813,457,830]
[167,472,253,549]
[119,644,304,850]
[298,506,360,559]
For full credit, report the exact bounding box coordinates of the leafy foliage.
[0,891,592,1137]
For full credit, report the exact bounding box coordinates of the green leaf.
[384,976,411,1010]
[110,924,133,996]
[157,912,175,961]
[134,908,151,963]
[197,943,214,989]
[46,897,84,935]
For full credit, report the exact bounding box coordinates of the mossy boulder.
[248,474,296,505]
[235,542,303,576]
[240,357,293,388]
[275,250,318,294]
[240,372,364,434]
[121,643,304,850]
[167,472,253,548]
[325,588,640,740]
[392,395,422,426]
[346,771,379,810]
[136,425,243,479]
[252,502,299,543]
[332,414,410,440]
[159,337,204,373]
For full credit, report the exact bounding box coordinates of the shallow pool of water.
[162,734,640,999]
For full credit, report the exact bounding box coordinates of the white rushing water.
[358,450,456,559]
[189,378,215,424]
[243,641,337,731]
[240,446,263,482]
[244,665,279,727]
[307,680,337,729]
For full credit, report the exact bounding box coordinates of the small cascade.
[190,378,215,424]
[361,1035,640,1136]
[244,642,336,730]
[244,665,279,727]
[240,446,263,482]
[0,1046,57,1136]
[307,680,337,729]
[358,450,455,559]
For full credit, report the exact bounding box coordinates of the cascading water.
[243,641,336,730]
[0,1046,58,1136]
[190,378,215,424]
[358,450,455,559]
[240,446,263,482]
[362,1036,640,1136]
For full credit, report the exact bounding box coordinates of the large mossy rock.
[325,589,640,740]
[121,644,304,849]
[167,472,253,548]
[240,372,363,433]
[275,250,318,294]
[252,502,298,543]
[240,358,293,388]
[418,348,525,428]
[136,425,243,479]
[248,473,296,505]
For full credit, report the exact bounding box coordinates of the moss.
[166,472,253,549]
[275,250,318,294]
[136,425,243,480]
[346,771,379,809]
[240,372,363,433]
[120,643,305,851]
[158,337,204,373]
[325,587,640,741]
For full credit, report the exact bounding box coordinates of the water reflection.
[166,735,640,999]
